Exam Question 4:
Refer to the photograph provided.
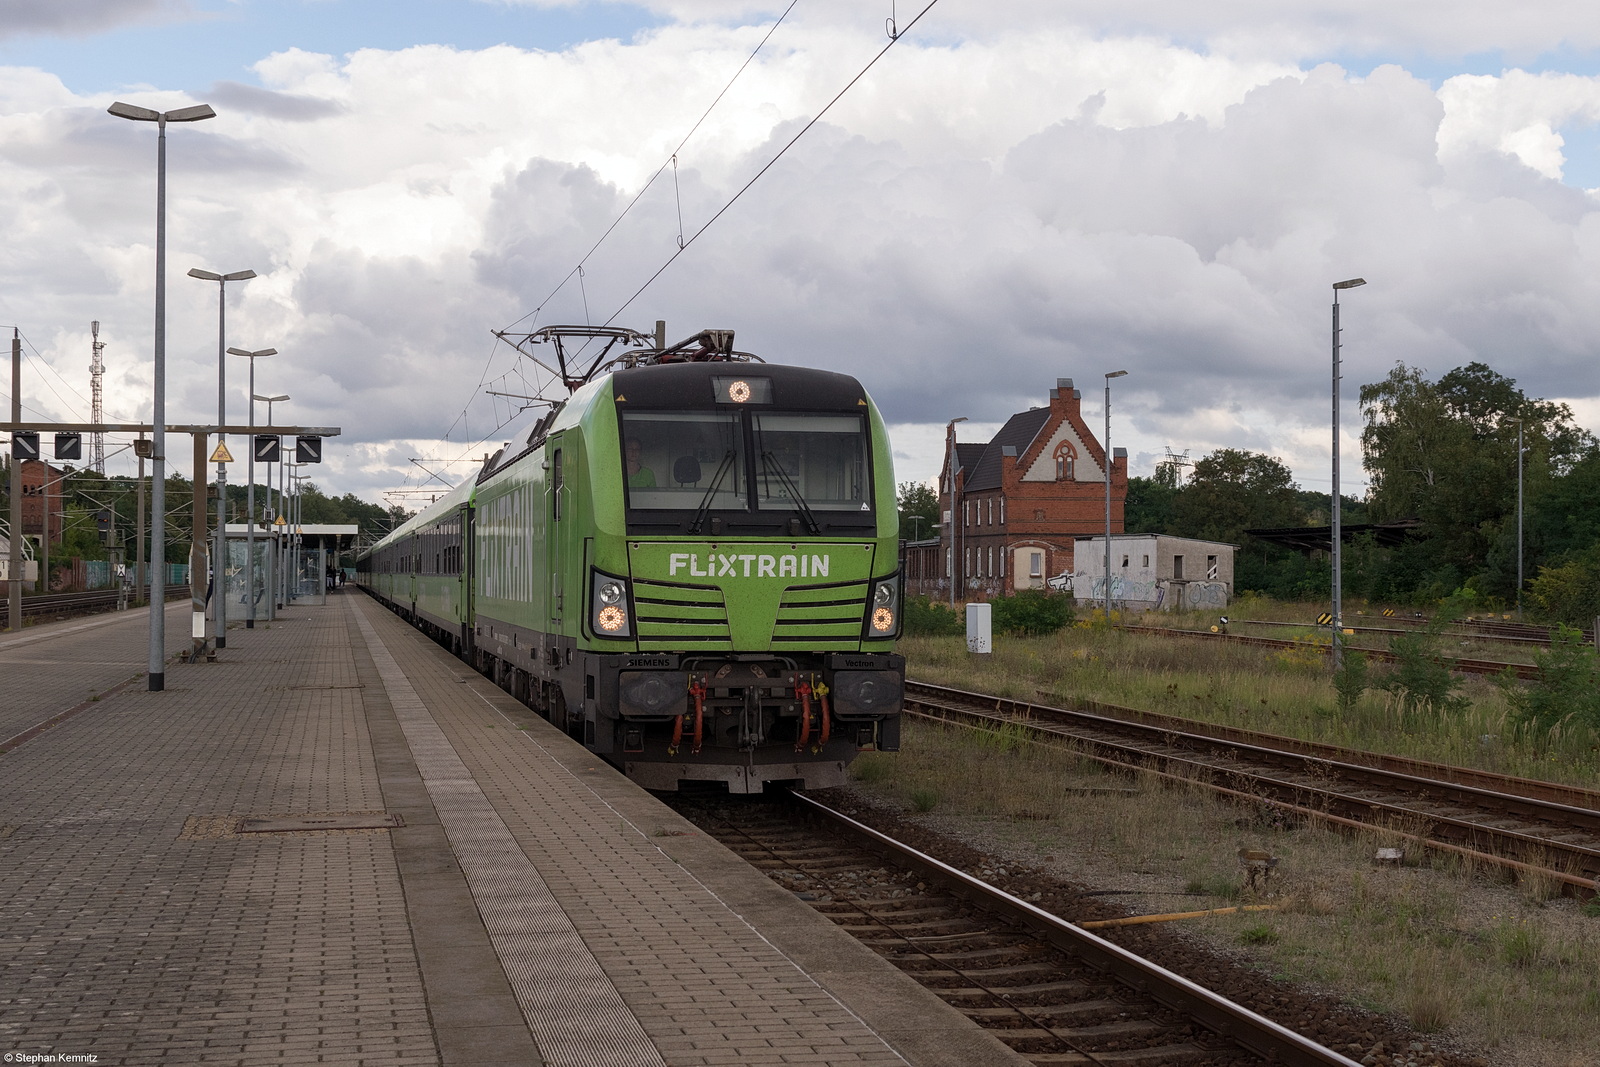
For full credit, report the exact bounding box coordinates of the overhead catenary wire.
[602,0,943,327]
[408,2,819,505]
[431,0,805,450]
[498,0,803,337]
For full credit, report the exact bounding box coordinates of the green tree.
[897,480,938,542]
[1124,475,1177,534]
[1166,449,1311,598]
[1359,361,1591,599]
[1171,449,1304,544]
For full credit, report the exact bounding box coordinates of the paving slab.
[350,595,1029,1067]
[0,592,1027,1067]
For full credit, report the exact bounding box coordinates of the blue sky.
[0,0,666,94]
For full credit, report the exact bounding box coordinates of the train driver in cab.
[625,437,656,488]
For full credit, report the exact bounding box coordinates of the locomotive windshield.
[621,412,747,510]
[620,409,873,534]
[753,414,870,513]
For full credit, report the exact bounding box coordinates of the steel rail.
[1115,623,1539,680]
[1027,685,1600,812]
[789,791,1364,1067]
[18,584,189,620]
[1230,617,1571,647]
[905,681,1600,896]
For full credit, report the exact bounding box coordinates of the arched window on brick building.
[1054,440,1077,481]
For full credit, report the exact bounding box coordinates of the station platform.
[0,592,1028,1067]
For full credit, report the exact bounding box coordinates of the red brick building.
[20,459,66,546]
[905,378,1126,600]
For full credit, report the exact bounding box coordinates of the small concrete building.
[1067,534,1237,611]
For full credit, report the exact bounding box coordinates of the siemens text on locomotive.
[356,327,903,792]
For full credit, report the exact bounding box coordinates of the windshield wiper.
[689,450,738,534]
[760,451,821,535]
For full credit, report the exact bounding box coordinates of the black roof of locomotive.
[610,360,869,412]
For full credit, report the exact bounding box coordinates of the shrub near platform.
[990,589,1074,636]
[903,595,963,637]
[903,591,1074,639]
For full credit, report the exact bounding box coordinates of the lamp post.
[255,393,288,616]
[1331,277,1366,671]
[190,268,255,649]
[1104,370,1128,621]
[1510,416,1525,621]
[231,349,276,627]
[946,416,968,607]
[108,99,217,692]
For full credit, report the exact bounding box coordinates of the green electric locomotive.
[359,327,903,792]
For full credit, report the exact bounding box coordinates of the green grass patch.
[900,598,1600,786]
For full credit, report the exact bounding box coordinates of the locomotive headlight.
[865,572,902,638]
[590,568,633,638]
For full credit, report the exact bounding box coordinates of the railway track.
[1229,617,1594,649]
[9,585,189,625]
[905,681,1600,898]
[677,792,1365,1067]
[1116,624,1540,680]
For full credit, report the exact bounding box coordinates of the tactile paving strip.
[352,609,666,1067]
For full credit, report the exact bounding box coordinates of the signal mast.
[90,320,107,474]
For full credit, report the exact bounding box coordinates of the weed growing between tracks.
[849,718,1600,1067]
[899,618,1600,786]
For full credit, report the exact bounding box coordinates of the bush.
[1332,649,1369,713]
[990,589,1075,636]
[1499,624,1600,735]
[903,594,963,637]
[1375,629,1468,721]
[1528,543,1600,629]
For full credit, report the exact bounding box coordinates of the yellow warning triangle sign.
[209,441,235,463]
[274,515,287,527]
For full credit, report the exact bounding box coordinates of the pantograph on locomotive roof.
[491,324,764,398]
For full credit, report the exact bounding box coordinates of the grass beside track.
[849,718,1600,1067]
[898,613,1600,787]
[879,615,1600,1065]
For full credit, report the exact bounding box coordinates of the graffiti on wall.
[1181,580,1230,609]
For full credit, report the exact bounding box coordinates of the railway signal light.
[54,433,82,460]
[96,509,114,545]
[254,435,281,463]
[295,436,322,463]
[11,431,39,460]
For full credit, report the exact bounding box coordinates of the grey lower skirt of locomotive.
[576,647,903,793]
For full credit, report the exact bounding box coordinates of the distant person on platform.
[626,438,656,488]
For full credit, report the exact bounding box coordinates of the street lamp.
[108,99,217,692]
[1510,416,1525,620]
[1331,277,1366,671]
[190,268,255,649]
[1104,370,1128,621]
[946,416,968,607]
[231,348,275,627]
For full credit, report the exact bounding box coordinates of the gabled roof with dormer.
[962,407,1053,492]
[952,441,987,485]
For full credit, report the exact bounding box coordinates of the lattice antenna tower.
[90,320,107,474]
[1162,446,1190,486]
